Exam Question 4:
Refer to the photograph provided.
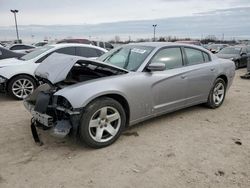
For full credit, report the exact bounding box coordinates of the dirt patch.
[0,69,250,188]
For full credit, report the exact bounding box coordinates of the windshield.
[19,45,54,61]
[98,45,154,71]
[218,47,241,55]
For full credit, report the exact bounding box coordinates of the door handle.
[210,68,215,71]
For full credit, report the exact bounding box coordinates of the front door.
[145,47,188,114]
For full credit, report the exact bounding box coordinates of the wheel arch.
[216,74,228,88]
[7,73,38,88]
[85,93,130,127]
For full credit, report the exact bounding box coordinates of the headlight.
[0,76,7,84]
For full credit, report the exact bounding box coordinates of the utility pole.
[152,24,157,42]
[10,9,20,42]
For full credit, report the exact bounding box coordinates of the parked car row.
[216,45,250,69]
[0,43,107,99]
[19,42,235,148]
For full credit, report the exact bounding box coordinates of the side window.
[95,49,105,56]
[55,47,76,56]
[185,48,204,65]
[203,52,210,62]
[151,47,183,70]
[99,42,104,48]
[10,45,23,50]
[76,47,98,58]
[24,45,34,49]
[105,42,113,49]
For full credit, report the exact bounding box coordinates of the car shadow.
[124,104,208,132]
[34,104,208,151]
[0,93,14,102]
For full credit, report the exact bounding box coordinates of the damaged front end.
[23,53,128,144]
[24,83,82,144]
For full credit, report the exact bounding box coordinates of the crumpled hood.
[216,54,239,59]
[0,58,23,67]
[35,53,128,84]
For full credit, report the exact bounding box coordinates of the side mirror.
[147,63,166,71]
[241,52,247,56]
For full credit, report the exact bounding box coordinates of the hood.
[216,54,239,59]
[35,53,128,84]
[0,58,23,67]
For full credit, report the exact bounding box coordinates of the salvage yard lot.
[0,69,250,188]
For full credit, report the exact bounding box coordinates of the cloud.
[0,6,249,42]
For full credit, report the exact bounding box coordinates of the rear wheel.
[206,78,226,109]
[7,75,37,100]
[79,97,126,148]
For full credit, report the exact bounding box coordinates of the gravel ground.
[0,69,250,188]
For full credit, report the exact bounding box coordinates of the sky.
[0,0,250,41]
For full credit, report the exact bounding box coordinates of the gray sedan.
[24,42,235,148]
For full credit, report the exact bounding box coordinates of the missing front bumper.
[24,100,78,144]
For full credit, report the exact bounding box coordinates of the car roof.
[126,42,208,52]
[10,44,35,47]
[48,43,107,51]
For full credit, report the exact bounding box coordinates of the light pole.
[152,24,157,42]
[10,9,20,42]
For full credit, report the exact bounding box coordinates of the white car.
[0,43,107,99]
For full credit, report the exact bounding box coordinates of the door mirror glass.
[147,63,166,71]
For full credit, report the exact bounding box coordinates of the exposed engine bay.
[58,60,126,87]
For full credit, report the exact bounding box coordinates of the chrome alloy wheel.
[213,82,225,105]
[12,78,34,99]
[88,106,121,143]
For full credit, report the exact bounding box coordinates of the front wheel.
[206,78,226,109]
[79,97,126,148]
[7,75,37,100]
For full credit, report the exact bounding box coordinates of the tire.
[206,78,226,109]
[79,97,126,148]
[7,75,37,100]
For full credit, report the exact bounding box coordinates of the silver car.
[24,42,235,148]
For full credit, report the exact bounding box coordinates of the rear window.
[185,48,204,65]
[55,47,76,56]
[10,45,23,50]
[76,47,99,58]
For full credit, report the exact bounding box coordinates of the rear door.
[183,47,217,105]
